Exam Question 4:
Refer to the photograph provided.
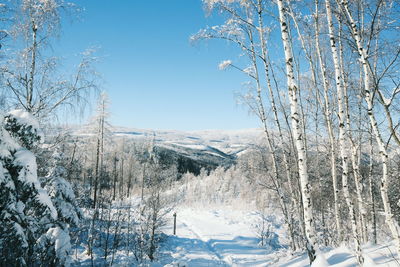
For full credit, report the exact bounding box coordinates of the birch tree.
[1,0,98,120]
[92,92,110,209]
[276,0,317,262]
[313,0,341,242]
[325,0,363,263]
[338,0,400,256]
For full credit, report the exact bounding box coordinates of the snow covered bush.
[0,110,57,265]
[0,110,80,266]
[35,226,72,266]
[38,150,83,266]
[43,150,83,227]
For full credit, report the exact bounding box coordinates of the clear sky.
[56,0,260,131]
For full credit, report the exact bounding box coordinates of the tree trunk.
[314,0,341,242]
[276,0,317,262]
[368,130,377,244]
[325,1,363,263]
[256,2,302,249]
[341,0,400,257]
[248,21,297,251]
[27,20,37,112]
[113,154,118,201]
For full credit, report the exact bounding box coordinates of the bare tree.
[276,0,317,262]
[338,0,400,256]
[1,0,98,120]
[324,0,363,263]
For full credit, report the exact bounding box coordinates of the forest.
[1,0,400,266]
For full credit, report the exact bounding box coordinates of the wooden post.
[173,212,177,235]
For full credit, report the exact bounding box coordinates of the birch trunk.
[325,1,363,264]
[314,0,341,242]
[343,76,368,243]
[247,23,297,250]
[340,0,400,256]
[256,0,301,248]
[276,0,317,262]
[338,21,368,243]
[368,130,377,244]
[27,20,37,112]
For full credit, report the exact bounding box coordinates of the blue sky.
[57,0,261,131]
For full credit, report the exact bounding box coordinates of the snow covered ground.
[68,125,264,156]
[156,206,400,267]
[159,207,285,267]
[70,202,400,266]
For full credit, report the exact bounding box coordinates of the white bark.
[27,20,37,112]
[368,130,377,244]
[276,0,317,262]
[245,19,297,250]
[314,0,341,242]
[256,0,301,248]
[325,0,363,264]
[340,0,400,256]
[338,20,368,243]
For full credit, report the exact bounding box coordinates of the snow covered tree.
[275,0,318,262]
[36,149,83,266]
[1,0,98,120]
[44,150,82,227]
[91,92,111,209]
[0,109,58,266]
[0,109,82,266]
[338,0,400,257]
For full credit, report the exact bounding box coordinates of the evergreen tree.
[37,150,83,266]
[0,109,57,266]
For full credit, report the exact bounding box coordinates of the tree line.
[193,0,400,264]
[0,1,176,265]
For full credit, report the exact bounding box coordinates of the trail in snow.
[161,207,283,267]
[159,207,400,267]
[69,204,400,266]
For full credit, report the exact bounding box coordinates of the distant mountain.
[66,125,264,176]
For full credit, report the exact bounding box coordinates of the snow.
[46,175,81,226]
[6,109,44,144]
[37,188,58,220]
[13,222,28,248]
[311,254,329,267]
[0,127,20,158]
[158,206,285,266]
[68,198,400,267]
[154,205,400,267]
[243,66,255,77]
[219,60,232,70]
[363,255,376,267]
[48,227,71,259]
[277,243,400,266]
[69,125,263,156]
[8,109,40,130]
[11,149,58,219]
[0,162,5,184]
[37,226,72,267]
[13,149,37,183]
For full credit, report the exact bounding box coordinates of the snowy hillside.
[71,125,264,156]
[62,125,264,175]
[159,207,400,267]
[71,202,400,267]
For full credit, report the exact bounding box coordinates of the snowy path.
[159,207,400,267]
[70,205,400,266]
[160,207,280,267]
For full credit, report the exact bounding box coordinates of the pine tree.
[0,109,57,266]
[37,150,83,266]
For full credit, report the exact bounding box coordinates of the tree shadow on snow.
[161,235,285,266]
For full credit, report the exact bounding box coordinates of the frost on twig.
[218,60,232,70]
